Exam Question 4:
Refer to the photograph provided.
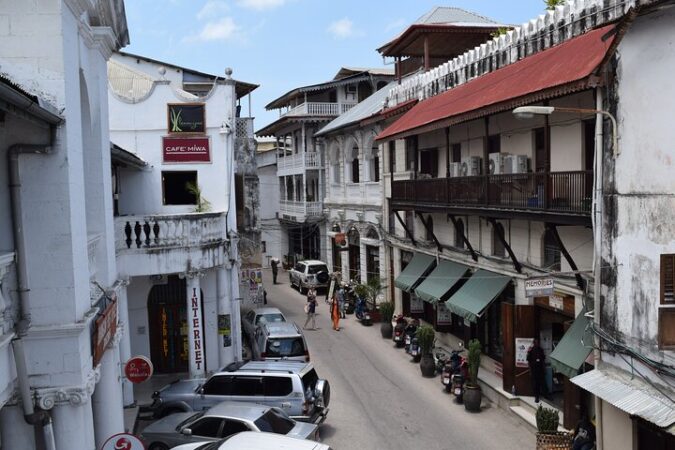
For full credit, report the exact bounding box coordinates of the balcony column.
[185,271,206,378]
[116,280,134,406]
[301,123,306,153]
[216,265,235,367]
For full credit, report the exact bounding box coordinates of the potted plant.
[535,405,572,449]
[416,325,436,377]
[378,301,395,339]
[463,339,482,412]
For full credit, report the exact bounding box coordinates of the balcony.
[115,212,227,276]
[390,171,593,225]
[277,152,321,176]
[279,200,323,223]
[282,102,356,118]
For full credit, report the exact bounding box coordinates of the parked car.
[289,260,329,294]
[243,307,287,328]
[147,360,330,424]
[255,321,309,362]
[139,401,319,450]
[172,432,332,450]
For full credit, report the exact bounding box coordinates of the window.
[254,409,295,435]
[266,338,306,358]
[488,134,501,154]
[454,218,465,249]
[425,215,434,241]
[493,222,506,257]
[261,241,267,253]
[543,228,561,271]
[451,143,462,163]
[231,376,264,396]
[349,146,359,183]
[368,146,380,182]
[162,171,197,205]
[263,377,293,397]
[419,148,438,177]
[190,417,224,437]
[659,254,675,348]
[202,375,233,395]
[221,420,250,437]
[388,141,396,173]
[405,136,417,171]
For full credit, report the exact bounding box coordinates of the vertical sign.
[436,302,452,325]
[515,337,534,368]
[410,292,424,314]
[187,284,205,377]
[218,314,232,347]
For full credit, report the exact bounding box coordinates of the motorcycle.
[354,296,372,326]
[441,349,464,393]
[409,336,421,362]
[434,349,450,382]
[393,316,407,348]
[451,356,469,403]
[343,281,356,314]
[404,318,419,354]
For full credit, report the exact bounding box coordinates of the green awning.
[550,308,593,379]
[444,269,511,322]
[394,253,435,293]
[414,260,470,304]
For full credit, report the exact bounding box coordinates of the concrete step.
[509,403,567,432]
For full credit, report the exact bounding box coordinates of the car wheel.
[148,443,169,450]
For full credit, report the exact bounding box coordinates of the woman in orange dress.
[330,293,340,331]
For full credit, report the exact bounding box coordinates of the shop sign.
[100,432,145,450]
[525,278,554,297]
[168,103,206,134]
[549,294,565,311]
[163,137,210,163]
[436,302,452,325]
[515,337,535,368]
[124,355,153,384]
[410,292,424,314]
[93,297,117,367]
[190,287,204,371]
[218,314,232,347]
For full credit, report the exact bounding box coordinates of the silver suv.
[289,260,329,294]
[255,322,309,363]
[147,361,330,424]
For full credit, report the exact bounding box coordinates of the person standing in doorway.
[303,287,317,330]
[527,338,546,403]
[330,293,341,331]
[271,257,279,284]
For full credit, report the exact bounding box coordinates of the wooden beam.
[416,212,442,251]
[546,224,586,290]
[394,210,416,246]
[447,214,478,262]
[487,218,522,273]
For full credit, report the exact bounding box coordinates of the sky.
[123,0,549,130]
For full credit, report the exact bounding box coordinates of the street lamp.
[512,106,618,156]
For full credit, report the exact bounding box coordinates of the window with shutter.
[659,254,675,348]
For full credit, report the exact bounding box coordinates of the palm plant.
[185,182,211,212]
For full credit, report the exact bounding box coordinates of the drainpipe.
[8,137,59,450]
[592,87,604,450]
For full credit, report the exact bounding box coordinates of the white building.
[376,0,675,446]
[256,137,282,269]
[0,0,130,448]
[108,52,258,379]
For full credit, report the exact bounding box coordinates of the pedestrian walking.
[303,287,317,330]
[270,257,279,284]
[526,338,546,403]
[330,294,340,331]
[337,285,346,318]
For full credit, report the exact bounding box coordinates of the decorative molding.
[22,307,98,340]
[92,26,118,60]
[35,366,101,410]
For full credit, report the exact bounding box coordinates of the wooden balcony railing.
[391,171,593,215]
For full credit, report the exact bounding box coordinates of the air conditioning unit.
[488,153,508,175]
[448,162,462,177]
[504,155,528,174]
[460,156,481,176]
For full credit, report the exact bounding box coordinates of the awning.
[376,24,617,142]
[572,367,675,428]
[414,260,470,304]
[549,308,593,379]
[394,253,436,293]
[444,269,510,322]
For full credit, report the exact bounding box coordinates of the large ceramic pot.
[463,385,482,412]
[380,322,393,339]
[420,354,436,377]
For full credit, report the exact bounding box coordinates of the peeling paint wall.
[236,131,261,266]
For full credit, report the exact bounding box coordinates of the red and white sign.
[163,136,210,163]
[100,433,145,450]
[124,355,153,384]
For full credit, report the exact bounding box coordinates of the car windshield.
[253,408,296,435]
[256,313,285,325]
[266,337,305,357]
[308,265,328,275]
[175,411,204,431]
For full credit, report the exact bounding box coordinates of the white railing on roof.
[386,0,641,108]
[279,200,323,221]
[277,152,321,173]
[283,102,357,118]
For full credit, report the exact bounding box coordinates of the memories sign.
[163,137,211,163]
[168,103,206,134]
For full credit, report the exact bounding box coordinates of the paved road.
[263,269,534,450]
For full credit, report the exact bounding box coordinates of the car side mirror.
[182,428,192,436]
[197,387,205,395]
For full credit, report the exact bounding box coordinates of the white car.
[172,431,332,450]
[243,307,287,328]
[288,260,329,294]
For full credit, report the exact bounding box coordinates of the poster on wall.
[436,302,452,325]
[410,292,424,314]
[168,103,206,133]
[240,269,264,304]
[218,314,232,347]
[515,337,535,368]
[163,137,211,163]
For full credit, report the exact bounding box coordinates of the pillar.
[116,282,134,406]
[92,339,124,447]
[52,401,94,450]
[228,232,243,362]
[0,404,35,450]
[186,273,205,378]
[216,266,235,368]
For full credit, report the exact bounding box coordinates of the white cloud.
[185,17,240,42]
[327,18,362,39]
[237,0,286,11]
[197,1,229,20]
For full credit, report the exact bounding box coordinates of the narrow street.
[262,269,534,450]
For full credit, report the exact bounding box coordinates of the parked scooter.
[393,315,407,348]
[343,281,356,314]
[440,349,464,393]
[354,296,372,326]
[404,318,420,354]
[434,348,450,380]
[451,354,469,403]
[409,336,421,362]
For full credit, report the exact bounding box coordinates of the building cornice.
[35,365,101,410]
[22,307,98,340]
[92,26,118,60]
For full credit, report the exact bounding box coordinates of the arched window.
[366,227,379,240]
[350,145,360,183]
[331,147,341,184]
[367,145,380,182]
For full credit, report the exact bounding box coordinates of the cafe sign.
[525,277,554,297]
[163,137,211,163]
[168,103,205,134]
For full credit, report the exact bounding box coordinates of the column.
[216,266,235,368]
[116,281,134,406]
[186,272,205,378]
[228,231,243,361]
[0,405,35,450]
[92,336,124,447]
[52,401,94,450]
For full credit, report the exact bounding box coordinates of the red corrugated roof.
[377,25,616,141]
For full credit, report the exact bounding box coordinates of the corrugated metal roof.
[108,60,156,101]
[571,366,675,428]
[315,81,394,136]
[414,6,499,25]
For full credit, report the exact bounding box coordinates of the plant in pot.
[463,339,482,412]
[535,405,572,449]
[378,301,395,339]
[416,325,436,377]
